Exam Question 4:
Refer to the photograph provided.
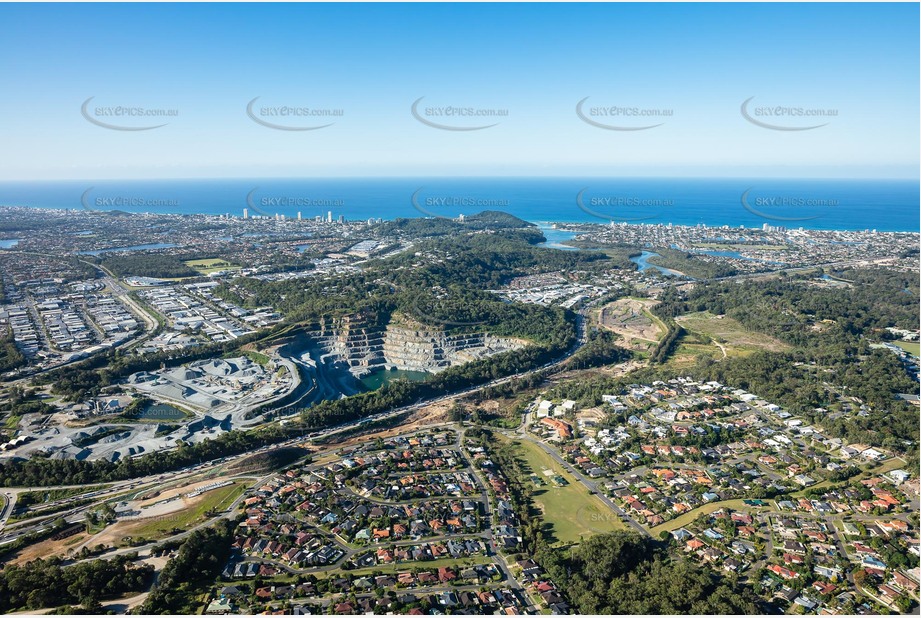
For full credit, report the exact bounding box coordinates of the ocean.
[0,178,917,232]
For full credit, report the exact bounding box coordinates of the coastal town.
[0,3,917,616]
[0,206,917,615]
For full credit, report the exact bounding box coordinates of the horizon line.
[1,174,919,183]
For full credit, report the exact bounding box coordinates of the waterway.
[629,250,688,278]
[359,368,431,391]
[535,225,581,251]
[78,242,178,256]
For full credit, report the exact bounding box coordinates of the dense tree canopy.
[0,556,152,613]
[140,520,235,614]
[563,532,757,614]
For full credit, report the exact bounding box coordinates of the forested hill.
[372,210,534,238]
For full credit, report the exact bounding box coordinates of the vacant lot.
[88,481,245,547]
[676,311,790,357]
[5,529,93,566]
[505,437,625,545]
[597,298,664,352]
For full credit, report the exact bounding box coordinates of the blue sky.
[0,2,917,180]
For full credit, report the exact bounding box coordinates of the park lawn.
[892,341,920,358]
[649,498,771,536]
[4,413,21,431]
[120,482,245,539]
[506,438,625,545]
[184,258,241,275]
[348,554,494,576]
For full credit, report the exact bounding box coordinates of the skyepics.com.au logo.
[576,97,672,131]
[576,188,671,223]
[81,187,179,212]
[81,97,178,131]
[411,188,510,219]
[575,505,622,533]
[411,97,508,131]
[246,97,343,131]
[246,188,345,217]
[740,97,837,131]
[740,188,838,222]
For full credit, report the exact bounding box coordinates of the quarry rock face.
[305,313,524,377]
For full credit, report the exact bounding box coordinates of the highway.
[0,284,597,573]
[0,296,592,542]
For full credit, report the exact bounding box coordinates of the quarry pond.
[135,402,188,421]
[358,368,431,390]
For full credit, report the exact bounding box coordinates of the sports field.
[507,437,625,545]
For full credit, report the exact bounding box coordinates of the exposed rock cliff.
[305,313,524,376]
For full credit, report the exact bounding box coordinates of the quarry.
[273,313,526,411]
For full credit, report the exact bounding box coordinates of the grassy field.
[789,480,837,498]
[506,437,625,545]
[869,457,908,475]
[649,498,771,535]
[892,341,920,358]
[243,350,271,366]
[118,482,245,540]
[676,311,790,356]
[666,340,720,368]
[184,258,241,275]
[4,413,21,431]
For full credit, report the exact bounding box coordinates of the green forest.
[140,520,235,614]
[0,555,153,613]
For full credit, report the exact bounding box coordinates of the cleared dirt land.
[596,298,665,351]
[6,529,93,566]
